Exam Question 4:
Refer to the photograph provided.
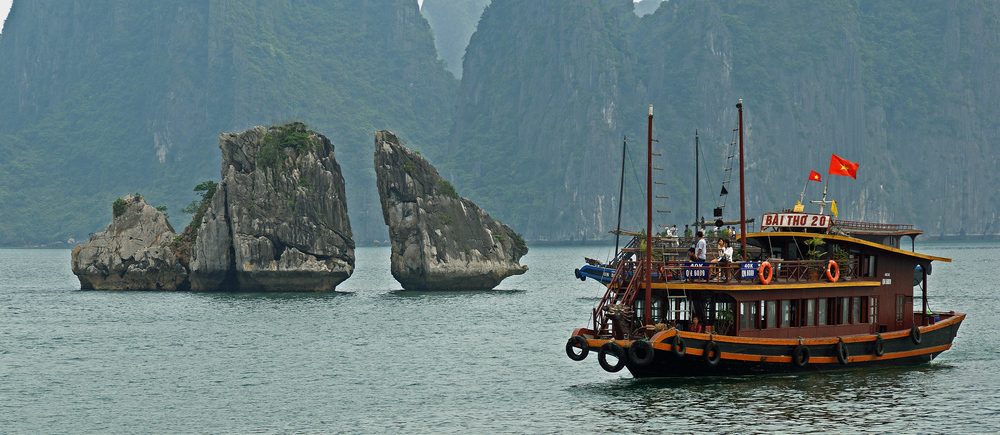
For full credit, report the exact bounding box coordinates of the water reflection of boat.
[565,101,965,377]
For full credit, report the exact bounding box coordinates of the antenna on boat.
[645,105,653,327]
[737,100,747,256]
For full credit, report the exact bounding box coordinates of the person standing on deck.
[695,230,707,261]
[684,225,692,238]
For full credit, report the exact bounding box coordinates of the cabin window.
[766,300,777,329]
[863,255,877,277]
[740,301,758,329]
[818,298,828,326]
[869,296,878,324]
[896,295,905,322]
[839,297,850,324]
[781,300,791,327]
[805,299,816,326]
[651,298,662,323]
[634,299,645,326]
[853,296,863,323]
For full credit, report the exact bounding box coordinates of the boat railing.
[601,258,863,286]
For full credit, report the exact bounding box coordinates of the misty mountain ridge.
[1,0,998,246]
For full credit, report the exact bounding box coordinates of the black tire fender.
[598,342,626,372]
[874,333,885,357]
[910,325,922,345]
[836,339,850,365]
[628,340,655,366]
[792,344,810,368]
[704,341,721,367]
[566,336,589,361]
[671,334,687,357]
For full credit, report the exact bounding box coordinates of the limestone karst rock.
[375,130,528,290]
[190,123,355,291]
[71,195,188,290]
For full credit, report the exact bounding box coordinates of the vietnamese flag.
[829,154,859,179]
[808,170,822,182]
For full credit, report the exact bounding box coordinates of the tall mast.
[695,130,700,233]
[614,136,627,258]
[645,105,653,327]
[737,100,747,255]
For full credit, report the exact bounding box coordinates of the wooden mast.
[614,136,627,258]
[737,100,747,255]
[645,105,653,327]
[695,130,700,232]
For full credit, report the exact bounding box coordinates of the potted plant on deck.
[804,236,826,280]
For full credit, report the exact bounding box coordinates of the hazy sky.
[0,0,11,34]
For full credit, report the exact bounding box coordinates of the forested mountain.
[441,0,1000,241]
[420,0,491,78]
[0,0,455,245]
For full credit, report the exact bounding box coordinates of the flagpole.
[820,172,830,215]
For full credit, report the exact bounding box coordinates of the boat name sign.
[762,212,831,230]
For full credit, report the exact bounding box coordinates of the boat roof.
[746,231,951,263]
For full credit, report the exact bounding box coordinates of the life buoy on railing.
[758,261,773,285]
[826,260,840,282]
[658,266,667,282]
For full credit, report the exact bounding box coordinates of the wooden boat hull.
[572,313,964,378]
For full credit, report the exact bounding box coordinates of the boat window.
[839,297,850,324]
[863,255,877,277]
[634,299,644,327]
[818,298,828,326]
[895,295,905,322]
[715,302,735,334]
[651,298,662,323]
[740,301,758,329]
[869,296,878,324]
[805,299,816,326]
[766,300,777,328]
[781,300,791,327]
[853,296,863,323]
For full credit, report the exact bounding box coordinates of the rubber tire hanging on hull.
[910,325,922,345]
[671,334,687,357]
[628,340,655,366]
[566,336,589,361]
[704,341,721,367]
[874,333,885,357]
[598,342,626,372]
[836,339,850,365]
[792,344,810,368]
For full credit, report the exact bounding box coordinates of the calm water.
[1,242,997,433]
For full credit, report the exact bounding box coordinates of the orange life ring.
[826,260,840,282]
[659,266,667,282]
[758,261,773,285]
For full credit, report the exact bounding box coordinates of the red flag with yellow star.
[829,154,859,179]
[808,170,822,182]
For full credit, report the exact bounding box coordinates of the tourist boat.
[564,102,965,377]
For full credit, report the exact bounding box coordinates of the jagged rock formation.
[71,195,188,290]
[190,124,355,291]
[375,130,527,290]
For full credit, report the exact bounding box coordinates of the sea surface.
[1,242,998,434]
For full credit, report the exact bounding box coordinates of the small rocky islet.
[71,123,527,291]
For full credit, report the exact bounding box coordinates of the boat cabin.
[593,215,949,341]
